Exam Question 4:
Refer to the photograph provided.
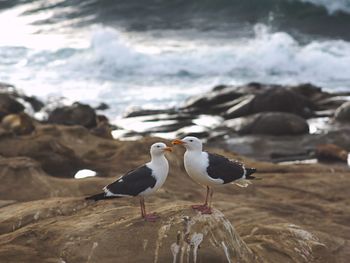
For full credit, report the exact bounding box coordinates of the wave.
[1,24,349,116]
[83,25,350,81]
[35,24,350,91]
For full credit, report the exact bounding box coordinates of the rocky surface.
[0,135,349,262]
[335,101,350,122]
[0,82,350,262]
[222,112,309,135]
[115,82,350,162]
[47,102,97,128]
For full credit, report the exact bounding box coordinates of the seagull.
[86,142,172,222]
[172,136,257,214]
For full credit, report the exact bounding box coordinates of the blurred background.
[1,0,350,118]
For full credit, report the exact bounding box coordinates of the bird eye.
[157,145,160,148]
[189,140,193,142]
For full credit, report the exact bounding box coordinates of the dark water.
[2,0,350,40]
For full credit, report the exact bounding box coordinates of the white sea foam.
[1,24,350,117]
[76,24,350,90]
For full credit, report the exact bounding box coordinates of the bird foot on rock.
[200,207,213,214]
[192,204,210,214]
[191,204,208,211]
[144,213,159,222]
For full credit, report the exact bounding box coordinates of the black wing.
[106,165,156,196]
[206,152,247,184]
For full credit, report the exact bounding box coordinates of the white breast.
[141,157,169,196]
[184,151,223,187]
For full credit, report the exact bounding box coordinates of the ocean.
[1,0,350,119]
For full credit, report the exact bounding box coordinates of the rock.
[225,88,313,119]
[182,83,277,115]
[176,125,210,138]
[0,94,24,119]
[95,102,110,111]
[118,113,195,136]
[315,144,349,162]
[0,156,107,201]
[48,102,97,128]
[1,113,35,135]
[0,126,85,177]
[245,223,333,263]
[0,136,348,262]
[90,115,113,139]
[209,127,350,161]
[124,108,177,118]
[223,112,309,135]
[334,101,350,122]
[22,96,44,112]
[289,83,328,102]
[183,86,242,114]
[0,201,333,263]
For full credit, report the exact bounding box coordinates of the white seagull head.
[172,136,203,151]
[150,142,172,156]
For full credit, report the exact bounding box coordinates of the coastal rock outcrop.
[0,94,25,119]
[0,201,334,263]
[334,101,350,122]
[315,144,349,162]
[225,87,313,119]
[223,112,309,135]
[48,102,97,128]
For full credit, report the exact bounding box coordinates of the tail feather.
[85,192,121,201]
[245,167,259,180]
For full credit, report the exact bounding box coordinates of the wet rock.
[48,102,97,128]
[0,94,25,119]
[146,120,193,133]
[183,86,242,113]
[90,115,113,139]
[334,101,350,122]
[1,113,35,135]
[22,96,44,112]
[289,83,329,103]
[223,112,309,135]
[176,125,210,138]
[182,83,277,114]
[95,102,109,111]
[225,88,313,119]
[124,108,177,118]
[315,144,349,162]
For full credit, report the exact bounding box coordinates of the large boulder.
[182,83,274,114]
[315,144,349,162]
[225,88,313,119]
[223,112,309,135]
[0,201,333,263]
[48,102,97,128]
[334,101,350,122]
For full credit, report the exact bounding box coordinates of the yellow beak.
[163,146,173,152]
[172,139,185,145]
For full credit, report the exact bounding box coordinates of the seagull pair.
[86,136,257,222]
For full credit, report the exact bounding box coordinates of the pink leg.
[200,188,214,214]
[192,186,210,211]
[140,197,159,222]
